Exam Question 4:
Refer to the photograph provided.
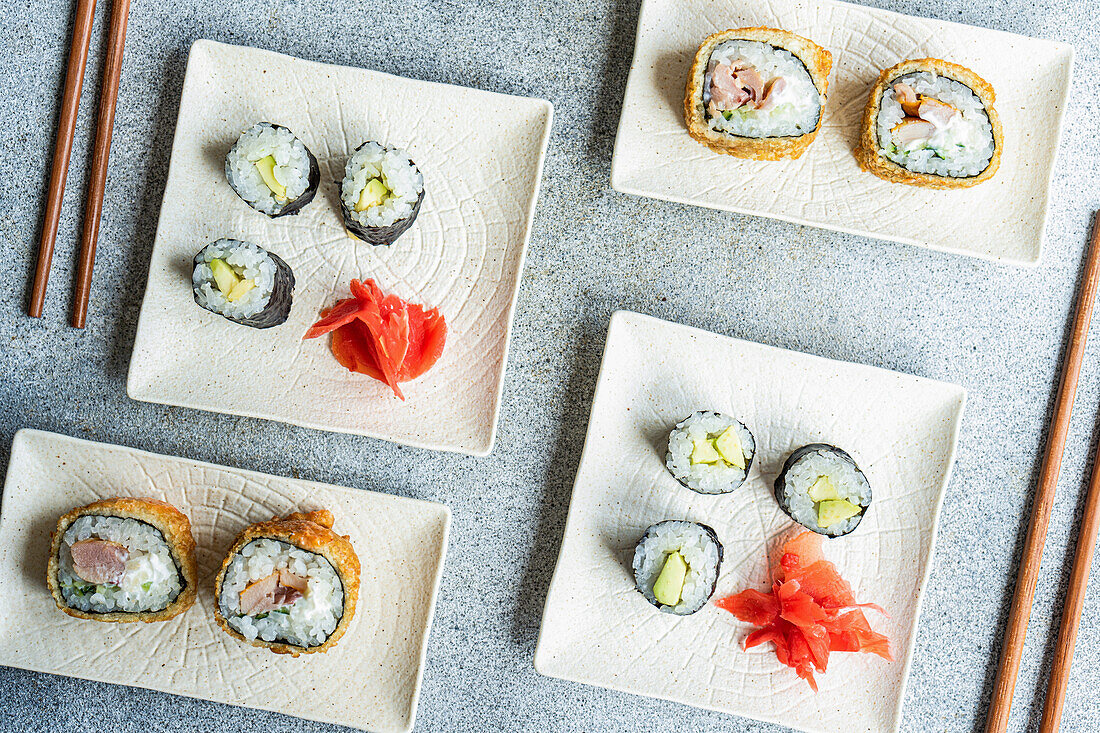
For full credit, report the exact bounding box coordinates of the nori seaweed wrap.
[339,141,425,246]
[192,239,295,329]
[225,122,320,217]
[774,444,872,537]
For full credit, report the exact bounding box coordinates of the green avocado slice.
[209,258,240,296]
[690,439,722,465]
[653,551,688,606]
[713,426,745,469]
[817,499,861,529]
[355,178,392,212]
[254,155,288,200]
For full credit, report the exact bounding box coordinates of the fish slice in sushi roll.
[666,411,755,494]
[213,509,360,656]
[47,497,197,623]
[340,141,425,246]
[856,59,1002,188]
[225,122,320,216]
[193,238,295,329]
[774,444,871,537]
[633,520,723,615]
[684,27,833,160]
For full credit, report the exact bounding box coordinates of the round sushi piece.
[774,444,872,537]
[856,58,1002,188]
[193,238,295,329]
[684,27,833,160]
[666,411,756,494]
[225,122,320,217]
[633,520,723,615]
[47,497,197,623]
[340,141,425,246]
[213,509,360,657]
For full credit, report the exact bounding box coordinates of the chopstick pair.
[28,0,132,328]
[986,211,1100,733]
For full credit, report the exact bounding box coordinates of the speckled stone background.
[0,0,1097,731]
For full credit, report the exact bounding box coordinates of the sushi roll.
[340,141,425,246]
[774,444,872,537]
[192,238,295,329]
[213,509,360,656]
[665,411,756,494]
[47,497,197,623]
[856,59,1002,188]
[633,520,723,615]
[225,122,320,216]
[684,27,833,160]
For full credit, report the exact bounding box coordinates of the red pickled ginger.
[714,532,892,691]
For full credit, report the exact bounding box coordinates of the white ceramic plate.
[535,311,966,732]
[0,429,450,733]
[610,0,1073,265]
[128,40,554,456]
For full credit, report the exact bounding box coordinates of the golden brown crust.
[855,58,1003,189]
[47,497,198,623]
[683,27,833,160]
[213,508,360,657]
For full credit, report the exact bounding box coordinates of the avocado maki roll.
[225,122,320,216]
[192,239,295,329]
[213,509,360,657]
[774,444,871,537]
[856,59,1002,188]
[666,411,756,494]
[633,520,723,615]
[47,497,197,623]
[340,141,425,246]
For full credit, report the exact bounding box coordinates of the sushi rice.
[633,520,723,616]
[666,411,756,494]
[876,72,995,178]
[57,515,182,614]
[219,538,344,648]
[704,40,822,139]
[776,445,871,537]
[341,142,424,229]
[225,123,315,215]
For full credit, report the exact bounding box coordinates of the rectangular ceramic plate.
[610,0,1073,265]
[0,429,450,733]
[128,40,554,456]
[534,312,966,732]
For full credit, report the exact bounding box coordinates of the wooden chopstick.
[1039,213,1100,733]
[28,0,98,318]
[985,211,1100,733]
[71,0,131,329]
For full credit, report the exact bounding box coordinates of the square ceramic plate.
[0,429,450,733]
[610,0,1073,265]
[127,40,554,456]
[534,311,966,732]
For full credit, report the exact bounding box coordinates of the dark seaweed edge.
[701,40,824,140]
[192,240,296,330]
[664,411,755,495]
[633,520,724,615]
[873,72,995,179]
[224,122,321,218]
[773,443,872,538]
[339,141,426,246]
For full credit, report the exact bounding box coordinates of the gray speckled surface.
[0,0,1097,731]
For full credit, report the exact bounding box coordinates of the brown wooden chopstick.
[1039,213,1100,733]
[28,0,98,318]
[985,211,1100,733]
[71,0,131,329]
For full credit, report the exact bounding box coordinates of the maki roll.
[225,122,320,216]
[856,59,1002,188]
[665,411,755,494]
[213,509,360,656]
[684,27,833,160]
[192,238,295,329]
[633,520,723,615]
[340,141,425,246]
[47,497,197,622]
[774,444,871,537]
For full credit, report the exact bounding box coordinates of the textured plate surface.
[534,311,966,732]
[0,429,450,733]
[127,40,553,455]
[610,0,1073,265]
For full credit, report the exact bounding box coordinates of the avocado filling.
[689,425,746,469]
[807,476,862,528]
[653,551,688,606]
[208,258,256,303]
[254,155,288,202]
[355,177,392,212]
